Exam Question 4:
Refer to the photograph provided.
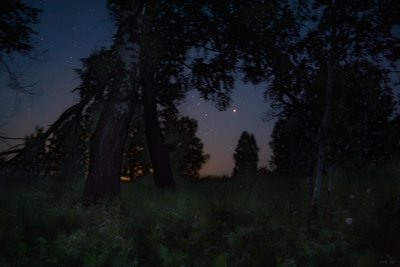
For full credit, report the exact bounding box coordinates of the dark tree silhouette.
[164,115,209,179]
[269,62,399,201]
[302,0,400,207]
[134,1,240,187]
[0,0,41,89]
[83,1,143,203]
[233,131,259,177]
[0,0,42,132]
[0,94,92,175]
[0,48,116,175]
[84,0,240,199]
[232,0,399,206]
[140,46,175,188]
[270,113,317,173]
[2,1,240,195]
[329,63,397,168]
[0,0,41,54]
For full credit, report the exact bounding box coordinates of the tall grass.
[0,165,399,266]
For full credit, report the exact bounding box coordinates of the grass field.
[0,165,399,266]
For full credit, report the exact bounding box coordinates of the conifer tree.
[233,131,259,177]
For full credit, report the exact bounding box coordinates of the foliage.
[270,62,399,172]
[107,1,238,111]
[0,0,41,55]
[329,63,398,168]
[74,48,116,102]
[233,131,259,177]
[164,116,209,179]
[0,47,109,176]
[0,0,42,133]
[1,165,399,266]
[269,113,317,173]
[263,0,400,172]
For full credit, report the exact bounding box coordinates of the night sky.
[0,0,273,176]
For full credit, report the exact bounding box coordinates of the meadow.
[0,165,399,267]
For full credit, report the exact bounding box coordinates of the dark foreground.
[0,166,399,267]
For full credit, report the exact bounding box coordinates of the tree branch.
[0,56,40,96]
[0,135,25,140]
[0,148,24,157]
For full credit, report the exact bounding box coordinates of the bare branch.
[0,56,40,96]
[0,135,25,140]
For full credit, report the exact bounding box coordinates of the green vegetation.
[0,165,399,267]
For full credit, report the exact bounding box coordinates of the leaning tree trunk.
[83,85,135,203]
[83,4,144,203]
[141,67,175,189]
[311,66,335,207]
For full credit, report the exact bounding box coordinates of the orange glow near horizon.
[120,176,130,182]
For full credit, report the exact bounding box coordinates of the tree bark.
[311,67,335,207]
[311,0,338,208]
[83,87,135,203]
[137,2,175,189]
[83,5,143,203]
[141,67,175,189]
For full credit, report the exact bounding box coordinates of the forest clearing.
[1,0,400,266]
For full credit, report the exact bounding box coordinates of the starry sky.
[0,0,273,176]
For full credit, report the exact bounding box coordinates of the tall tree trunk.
[138,1,175,189]
[311,0,338,208]
[83,85,135,203]
[141,69,175,189]
[311,67,335,207]
[83,5,143,203]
